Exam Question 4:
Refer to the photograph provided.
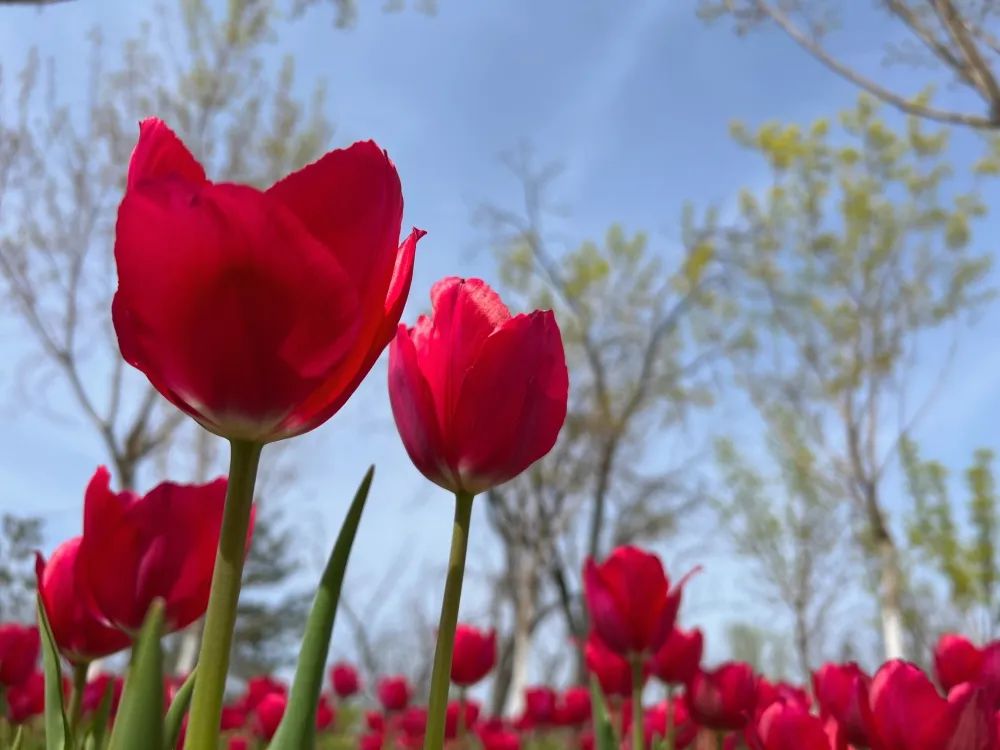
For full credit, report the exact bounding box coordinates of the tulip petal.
[284,228,425,436]
[388,325,457,490]
[127,118,206,191]
[449,310,567,492]
[869,660,956,749]
[114,181,361,440]
[266,140,403,306]
[583,559,633,656]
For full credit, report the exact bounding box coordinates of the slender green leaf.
[37,595,69,750]
[589,674,617,750]
[163,668,197,750]
[107,600,165,750]
[268,466,374,750]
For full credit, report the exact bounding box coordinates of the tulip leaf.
[268,466,374,750]
[589,675,617,750]
[107,600,165,750]
[163,668,197,750]
[36,595,69,750]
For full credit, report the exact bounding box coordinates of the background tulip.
[7,671,44,724]
[330,661,362,699]
[585,631,637,697]
[752,702,832,750]
[583,545,692,657]
[377,675,412,712]
[114,118,423,443]
[868,659,962,749]
[686,662,758,731]
[0,624,39,689]
[252,692,286,741]
[451,624,497,687]
[76,466,237,633]
[35,538,131,664]
[812,662,873,747]
[388,276,568,495]
[650,627,704,686]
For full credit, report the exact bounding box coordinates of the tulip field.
[5,0,1000,748]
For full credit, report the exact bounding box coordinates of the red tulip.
[76,467,245,633]
[583,545,696,657]
[330,661,361,698]
[522,686,558,726]
[0,624,39,688]
[755,678,811,714]
[868,660,969,749]
[366,710,386,732]
[650,627,703,686]
[82,673,124,717]
[7,671,44,723]
[478,720,521,750]
[751,701,832,750]
[556,686,592,726]
[240,676,287,712]
[220,705,247,731]
[227,738,249,750]
[585,631,638,697]
[388,276,568,495]
[451,625,497,687]
[377,675,412,712]
[316,694,336,731]
[253,692,286,740]
[686,662,758,731]
[400,705,428,739]
[644,699,698,750]
[113,118,423,443]
[35,538,131,663]
[445,699,480,739]
[936,635,986,692]
[812,662,873,747]
[360,733,384,750]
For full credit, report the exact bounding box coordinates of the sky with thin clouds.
[2,0,1000,678]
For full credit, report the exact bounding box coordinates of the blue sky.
[2,0,1000,681]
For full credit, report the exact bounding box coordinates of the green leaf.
[107,600,165,750]
[37,595,69,750]
[163,668,197,750]
[268,466,374,750]
[588,674,617,750]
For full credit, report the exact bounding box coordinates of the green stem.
[423,491,475,750]
[184,439,262,750]
[457,688,468,746]
[664,684,674,750]
[630,657,643,750]
[717,730,726,750]
[68,661,89,745]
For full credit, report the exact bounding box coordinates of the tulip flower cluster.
[14,117,569,750]
[10,112,996,750]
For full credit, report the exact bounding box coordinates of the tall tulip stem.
[184,439,262,750]
[424,490,475,750]
[68,661,88,741]
[630,657,643,750]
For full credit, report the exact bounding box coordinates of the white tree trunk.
[503,558,535,717]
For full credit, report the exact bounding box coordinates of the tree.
[0,0,332,676]
[901,439,1000,642]
[0,514,43,623]
[714,425,858,679]
[479,149,738,706]
[709,96,992,659]
[700,0,1000,130]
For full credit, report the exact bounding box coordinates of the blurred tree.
[0,514,43,623]
[294,0,436,28]
[901,438,1000,641]
[700,0,1000,130]
[710,96,992,659]
[714,427,857,679]
[479,149,740,709]
[0,0,332,677]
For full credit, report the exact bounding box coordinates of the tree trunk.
[877,535,906,660]
[503,557,536,717]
